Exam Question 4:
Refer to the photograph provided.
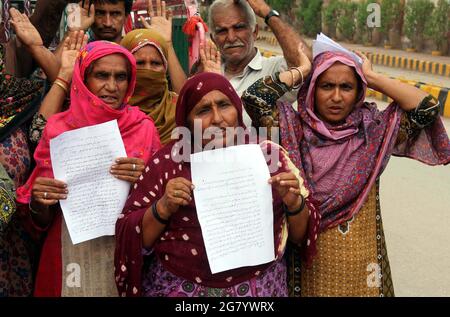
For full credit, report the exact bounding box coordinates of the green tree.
[337,1,357,42]
[425,0,450,52]
[323,0,340,38]
[297,0,323,37]
[404,0,435,50]
[267,0,291,12]
[356,0,372,44]
[380,0,402,39]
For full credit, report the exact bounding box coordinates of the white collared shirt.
[222,50,297,127]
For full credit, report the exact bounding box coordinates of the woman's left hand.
[269,172,303,211]
[110,157,145,183]
[354,51,376,88]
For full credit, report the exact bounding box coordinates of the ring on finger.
[133,163,136,171]
[44,192,48,199]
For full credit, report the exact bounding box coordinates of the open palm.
[60,31,88,80]
[9,8,43,47]
[142,0,173,43]
[200,40,221,74]
[67,1,95,32]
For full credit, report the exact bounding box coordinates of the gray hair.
[208,0,257,33]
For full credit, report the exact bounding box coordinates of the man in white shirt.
[208,0,311,126]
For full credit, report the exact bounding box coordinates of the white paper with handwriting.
[190,144,274,274]
[50,120,129,244]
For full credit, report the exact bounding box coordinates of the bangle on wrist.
[152,201,170,225]
[290,67,304,89]
[56,76,70,86]
[284,194,306,217]
[53,79,68,94]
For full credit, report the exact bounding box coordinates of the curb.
[364,52,450,78]
[257,47,450,118]
[257,35,450,78]
[367,80,450,118]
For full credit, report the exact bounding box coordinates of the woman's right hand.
[32,177,68,207]
[279,43,312,88]
[297,43,312,78]
[157,177,194,219]
[58,30,88,83]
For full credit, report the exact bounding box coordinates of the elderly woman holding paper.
[241,36,450,296]
[16,41,161,297]
[114,72,319,297]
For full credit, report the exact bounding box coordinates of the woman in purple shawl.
[242,49,450,297]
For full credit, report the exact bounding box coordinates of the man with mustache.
[68,0,132,43]
[208,0,311,127]
[89,0,132,43]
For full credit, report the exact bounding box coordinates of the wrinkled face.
[211,5,257,66]
[85,54,130,109]
[91,2,127,42]
[133,45,165,72]
[314,63,359,124]
[187,90,239,148]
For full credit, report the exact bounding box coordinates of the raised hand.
[140,0,173,44]
[59,30,89,82]
[67,1,95,32]
[297,43,311,78]
[199,40,222,74]
[278,43,312,88]
[9,7,43,47]
[354,51,376,87]
[241,0,271,18]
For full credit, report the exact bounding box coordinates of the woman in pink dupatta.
[16,41,161,297]
[114,72,319,297]
[242,50,450,296]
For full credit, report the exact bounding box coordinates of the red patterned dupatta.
[114,73,316,296]
[278,51,450,233]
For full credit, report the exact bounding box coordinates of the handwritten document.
[50,120,129,244]
[190,144,274,274]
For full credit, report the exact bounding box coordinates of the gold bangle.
[288,69,295,88]
[53,80,68,94]
[290,67,304,89]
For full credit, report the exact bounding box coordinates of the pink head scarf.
[303,52,367,140]
[17,41,161,203]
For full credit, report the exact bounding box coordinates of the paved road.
[369,98,450,297]
[373,65,450,88]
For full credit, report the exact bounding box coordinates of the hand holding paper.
[190,144,275,274]
[50,120,130,244]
